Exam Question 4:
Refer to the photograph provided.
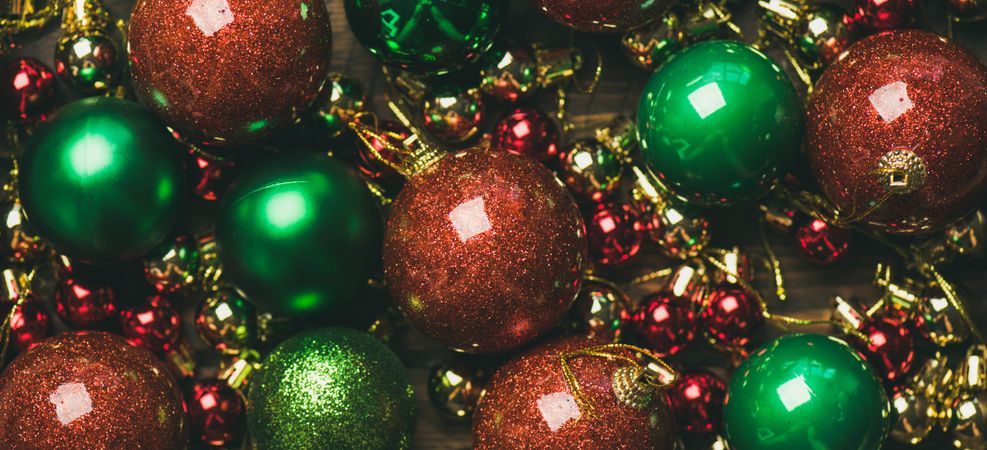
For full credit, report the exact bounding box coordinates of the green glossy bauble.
[215,152,381,318]
[248,327,416,450]
[637,40,803,206]
[18,97,185,264]
[723,333,891,450]
[343,0,505,75]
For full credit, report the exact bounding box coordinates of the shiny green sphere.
[724,333,891,450]
[215,152,381,318]
[18,97,185,264]
[344,0,505,75]
[248,327,416,450]
[637,40,803,206]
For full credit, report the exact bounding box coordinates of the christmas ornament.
[6,298,49,353]
[491,107,560,163]
[248,328,416,449]
[846,0,917,34]
[352,118,412,189]
[0,332,187,448]
[216,152,381,318]
[941,0,987,19]
[793,216,852,263]
[558,138,624,202]
[586,202,643,267]
[857,316,915,382]
[195,288,258,354]
[631,264,704,357]
[53,273,117,329]
[702,283,763,349]
[623,2,739,71]
[186,380,246,447]
[948,345,986,450]
[143,233,199,294]
[0,56,56,123]
[0,199,46,264]
[18,97,185,263]
[758,0,853,71]
[344,0,504,75]
[564,279,631,341]
[311,72,367,138]
[188,147,237,201]
[128,0,333,144]
[531,0,675,33]
[54,0,120,94]
[428,358,487,420]
[119,295,182,354]
[474,337,677,449]
[916,282,973,346]
[805,30,987,233]
[667,371,727,434]
[889,385,936,444]
[638,40,803,206]
[723,333,890,450]
[477,41,582,102]
[420,79,485,145]
[383,148,585,353]
[644,198,711,259]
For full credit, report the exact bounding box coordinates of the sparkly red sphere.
[186,380,245,447]
[120,295,182,354]
[701,284,763,349]
[128,0,332,144]
[8,299,50,353]
[632,291,697,357]
[383,148,586,353]
[491,107,560,163]
[54,276,117,329]
[792,215,851,263]
[0,57,56,123]
[667,371,727,434]
[531,0,674,33]
[846,0,917,34]
[474,336,676,450]
[586,202,644,266]
[0,332,187,448]
[806,30,987,234]
[855,317,915,382]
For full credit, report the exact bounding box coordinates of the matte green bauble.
[723,333,891,450]
[215,152,381,318]
[18,97,185,264]
[344,0,505,75]
[637,40,803,206]
[248,327,416,449]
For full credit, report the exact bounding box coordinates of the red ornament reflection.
[632,291,697,357]
[1,57,56,123]
[586,202,644,266]
[188,148,237,201]
[846,0,917,34]
[54,276,117,328]
[701,284,763,348]
[186,380,245,447]
[856,316,915,382]
[8,299,50,352]
[120,295,182,354]
[668,371,727,434]
[491,107,560,163]
[793,216,851,263]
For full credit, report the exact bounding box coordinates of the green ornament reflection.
[637,40,804,206]
[18,97,185,264]
[215,152,382,318]
[344,0,505,75]
[723,333,891,450]
[248,328,416,449]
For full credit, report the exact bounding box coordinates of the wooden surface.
[10,0,987,449]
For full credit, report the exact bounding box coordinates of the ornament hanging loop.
[559,343,676,419]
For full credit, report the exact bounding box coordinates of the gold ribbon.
[559,343,676,419]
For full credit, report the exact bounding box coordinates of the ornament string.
[1,0,61,34]
[0,268,35,364]
[348,111,441,178]
[758,219,787,301]
[559,343,676,419]
[621,268,674,289]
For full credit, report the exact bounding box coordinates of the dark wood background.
[9,0,987,448]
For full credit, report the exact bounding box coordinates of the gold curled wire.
[559,343,676,419]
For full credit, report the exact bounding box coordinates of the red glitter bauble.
[128,0,332,144]
[667,371,727,434]
[383,148,586,353]
[54,276,118,329]
[474,336,676,450]
[701,284,763,349]
[0,332,187,448]
[530,0,674,33]
[119,295,182,354]
[806,30,987,234]
[846,0,917,34]
[8,299,50,353]
[586,202,643,266]
[792,215,851,263]
[491,107,560,163]
[855,317,915,382]
[0,57,56,123]
[631,291,697,357]
[186,380,245,447]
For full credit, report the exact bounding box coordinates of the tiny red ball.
[792,215,851,263]
[491,107,560,163]
[353,118,410,189]
[701,284,763,349]
[186,380,246,447]
[188,148,237,202]
[632,291,697,357]
[585,202,644,266]
[531,0,675,33]
[120,295,182,354]
[667,371,728,434]
[846,0,917,34]
[54,276,117,329]
[855,317,915,382]
[0,57,56,123]
[8,299,50,353]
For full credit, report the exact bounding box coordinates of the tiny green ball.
[724,333,891,450]
[248,327,416,450]
[637,40,804,206]
[18,97,185,264]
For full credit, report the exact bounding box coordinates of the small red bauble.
[846,0,917,34]
[632,292,697,357]
[586,202,643,266]
[491,107,560,163]
[0,332,187,449]
[474,336,676,450]
[0,57,56,123]
[531,0,674,33]
[353,118,411,189]
[855,317,915,382]
[8,299,50,353]
[667,371,728,434]
[128,0,332,144]
[701,284,763,349]
[188,148,237,201]
[53,276,117,329]
[806,30,987,234]
[792,216,851,263]
[383,148,586,353]
[120,295,182,354]
[186,380,245,447]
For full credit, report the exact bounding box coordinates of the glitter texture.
[247,328,416,450]
[383,148,586,353]
[0,332,187,449]
[806,30,987,234]
[531,0,675,33]
[128,0,332,144]
[473,336,676,450]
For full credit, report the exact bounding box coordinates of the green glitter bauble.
[248,328,416,449]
